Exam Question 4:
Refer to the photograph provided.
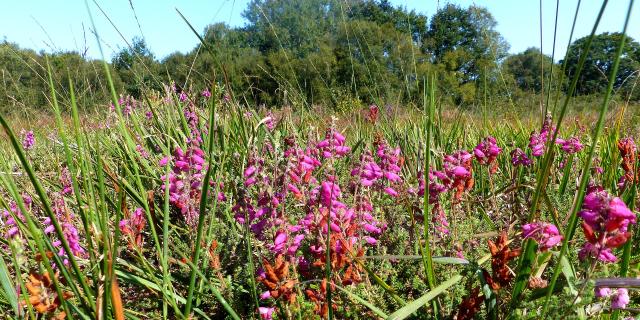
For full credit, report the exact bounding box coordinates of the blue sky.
[1,1,638,61]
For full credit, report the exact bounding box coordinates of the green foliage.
[563,32,640,97]
[112,37,161,98]
[503,47,555,93]
[2,0,639,117]
[0,41,123,114]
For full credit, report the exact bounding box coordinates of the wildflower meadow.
[1,0,640,319]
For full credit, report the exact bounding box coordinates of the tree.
[346,0,427,45]
[563,32,640,96]
[243,0,336,57]
[112,37,160,98]
[503,48,554,93]
[425,4,509,83]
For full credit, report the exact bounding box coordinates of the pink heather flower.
[259,291,271,300]
[595,287,612,298]
[317,128,350,158]
[318,180,342,207]
[596,287,631,310]
[556,136,583,154]
[529,132,547,157]
[579,186,636,263]
[145,110,153,120]
[351,140,403,195]
[179,92,188,102]
[270,231,288,253]
[2,196,31,239]
[364,236,377,245]
[136,144,150,159]
[161,144,207,227]
[522,222,562,251]
[510,148,532,167]
[433,205,450,236]
[383,187,398,197]
[443,151,474,202]
[529,114,555,157]
[21,130,35,151]
[264,112,275,131]
[201,89,211,98]
[119,207,146,248]
[244,165,258,178]
[417,169,450,237]
[558,158,567,169]
[578,243,617,263]
[60,166,74,196]
[452,166,469,177]
[474,136,502,173]
[417,170,447,201]
[611,288,630,309]
[45,194,84,266]
[159,156,169,166]
[258,307,275,320]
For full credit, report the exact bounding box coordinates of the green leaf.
[0,256,18,314]
[334,285,389,319]
[386,274,463,320]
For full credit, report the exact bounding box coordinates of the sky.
[1,0,638,61]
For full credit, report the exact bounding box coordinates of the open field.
[0,79,639,319]
[1,0,640,319]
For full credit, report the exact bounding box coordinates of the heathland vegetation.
[1,0,640,319]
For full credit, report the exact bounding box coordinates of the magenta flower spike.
[21,130,35,151]
[510,148,532,166]
[473,136,502,173]
[522,222,562,251]
[578,186,637,263]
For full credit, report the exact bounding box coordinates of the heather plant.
[0,1,638,320]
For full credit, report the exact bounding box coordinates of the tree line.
[1,0,639,114]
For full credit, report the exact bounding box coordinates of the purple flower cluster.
[510,148,532,167]
[529,114,555,157]
[415,170,450,236]
[161,145,207,227]
[351,139,402,197]
[235,156,288,240]
[179,91,188,102]
[21,130,35,151]
[474,136,502,173]
[300,179,386,250]
[45,194,84,266]
[258,306,275,319]
[110,94,138,117]
[284,142,321,198]
[443,151,474,202]
[119,207,146,248]
[235,131,387,261]
[556,136,583,154]
[579,186,637,263]
[595,287,630,309]
[184,105,203,145]
[60,166,74,196]
[264,112,276,131]
[529,133,547,157]
[412,150,476,237]
[522,222,562,251]
[317,129,350,159]
[2,195,31,239]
